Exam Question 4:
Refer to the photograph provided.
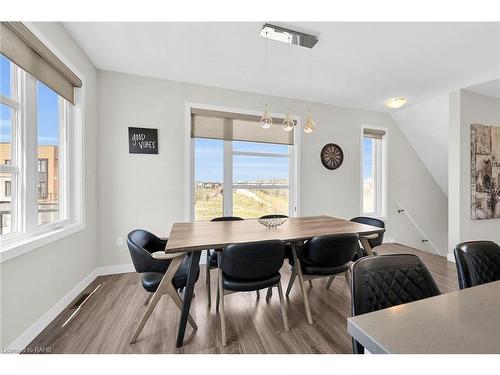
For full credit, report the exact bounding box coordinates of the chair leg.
[290,247,313,325]
[286,269,297,297]
[256,290,260,299]
[276,282,289,332]
[130,256,183,344]
[166,288,198,331]
[344,270,352,291]
[308,280,313,287]
[206,251,211,308]
[218,265,227,347]
[144,292,153,306]
[266,287,273,302]
[326,276,335,289]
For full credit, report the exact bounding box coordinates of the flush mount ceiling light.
[385,97,408,109]
[259,24,318,49]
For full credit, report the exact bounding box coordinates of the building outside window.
[1,54,67,236]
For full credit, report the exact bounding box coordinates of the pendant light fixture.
[258,24,318,134]
[282,35,295,132]
[260,30,273,129]
[303,45,316,134]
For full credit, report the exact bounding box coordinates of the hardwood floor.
[25,243,458,354]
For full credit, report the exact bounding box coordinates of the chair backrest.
[302,233,359,267]
[351,253,440,353]
[211,216,244,222]
[127,229,168,274]
[350,216,385,248]
[259,214,289,219]
[454,241,500,289]
[221,240,285,280]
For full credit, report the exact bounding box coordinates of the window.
[4,180,11,197]
[192,108,297,220]
[361,127,387,218]
[0,53,77,246]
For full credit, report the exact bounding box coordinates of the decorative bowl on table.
[258,216,287,229]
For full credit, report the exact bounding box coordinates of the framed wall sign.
[128,127,158,154]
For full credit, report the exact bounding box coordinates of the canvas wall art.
[471,123,500,220]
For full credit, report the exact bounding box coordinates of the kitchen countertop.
[347,280,500,354]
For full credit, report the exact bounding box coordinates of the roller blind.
[191,108,294,146]
[0,22,82,104]
[363,128,386,140]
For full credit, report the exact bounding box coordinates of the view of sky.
[195,138,289,182]
[1,55,59,146]
[363,138,374,182]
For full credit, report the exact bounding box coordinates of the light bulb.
[282,109,295,132]
[260,104,273,129]
[303,110,316,134]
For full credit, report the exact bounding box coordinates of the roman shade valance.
[363,128,386,140]
[0,22,82,104]
[191,108,294,145]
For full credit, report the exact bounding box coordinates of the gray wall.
[0,23,99,347]
[97,70,448,267]
[449,89,500,253]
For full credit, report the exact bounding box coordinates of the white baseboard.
[6,268,97,352]
[447,252,456,263]
[6,263,135,352]
[95,263,135,276]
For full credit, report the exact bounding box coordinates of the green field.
[195,186,288,220]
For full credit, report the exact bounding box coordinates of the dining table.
[130,215,386,347]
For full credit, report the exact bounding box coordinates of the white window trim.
[0,23,86,264]
[360,125,388,220]
[185,102,301,221]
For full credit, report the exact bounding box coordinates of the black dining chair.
[350,216,385,258]
[127,229,198,304]
[351,253,441,354]
[286,234,359,309]
[454,240,500,289]
[217,240,289,346]
[205,216,244,308]
[127,229,200,344]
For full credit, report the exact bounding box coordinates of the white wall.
[0,23,99,348]
[390,94,449,194]
[448,89,500,256]
[97,70,448,267]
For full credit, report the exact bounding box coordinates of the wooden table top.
[165,215,385,253]
[347,280,500,354]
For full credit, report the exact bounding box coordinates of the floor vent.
[62,284,101,328]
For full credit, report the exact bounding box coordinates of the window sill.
[0,223,85,263]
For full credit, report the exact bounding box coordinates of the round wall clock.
[320,143,344,170]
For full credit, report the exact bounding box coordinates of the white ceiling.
[63,22,500,112]
[465,78,500,98]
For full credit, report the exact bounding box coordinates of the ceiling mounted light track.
[259,24,318,49]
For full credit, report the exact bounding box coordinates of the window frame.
[360,125,388,219]
[0,23,85,263]
[186,103,301,221]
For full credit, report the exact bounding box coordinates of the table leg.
[176,251,201,347]
[291,243,313,325]
[359,237,374,256]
